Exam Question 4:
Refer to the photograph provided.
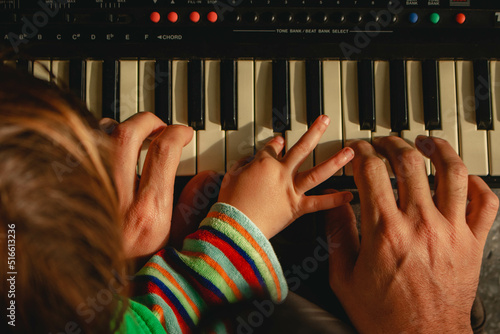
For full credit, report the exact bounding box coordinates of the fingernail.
[274,136,284,145]
[344,147,354,159]
[344,192,354,202]
[320,115,330,126]
[415,135,428,142]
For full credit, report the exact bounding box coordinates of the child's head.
[0,65,127,333]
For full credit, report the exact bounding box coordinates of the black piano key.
[102,60,120,120]
[390,60,409,132]
[69,59,86,101]
[16,59,29,72]
[422,60,441,130]
[188,60,205,130]
[357,60,376,131]
[155,60,172,125]
[272,60,290,133]
[305,60,323,127]
[220,60,238,131]
[473,60,493,130]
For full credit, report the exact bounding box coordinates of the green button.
[430,13,440,24]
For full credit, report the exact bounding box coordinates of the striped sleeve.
[132,202,288,333]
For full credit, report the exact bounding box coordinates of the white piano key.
[138,60,156,112]
[197,60,225,173]
[85,60,103,119]
[456,61,489,176]
[490,61,500,176]
[430,61,459,174]
[373,60,397,177]
[172,60,197,176]
[51,60,70,88]
[401,61,430,175]
[316,60,343,176]
[31,60,51,81]
[137,60,156,175]
[2,61,16,68]
[372,61,395,138]
[226,60,255,171]
[255,60,276,151]
[342,60,371,176]
[119,60,139,122]
[287,60,313,172]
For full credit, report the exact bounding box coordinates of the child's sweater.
[118,203,288,333]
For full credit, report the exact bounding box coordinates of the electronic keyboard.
[1,0,500,187]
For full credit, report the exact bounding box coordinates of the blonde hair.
[0,65,127,333]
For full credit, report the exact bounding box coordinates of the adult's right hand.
[325,136,498,334]
[100,112,194,260]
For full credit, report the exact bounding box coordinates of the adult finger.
[138,125,194,204]
[348,140,398,235]
[300,191,354,215]
[282,115,329,170]
[372,136,433,213]
[294,147,354,193]
[109,112,166,205]
[466,175,499,245]
[324,190,359,290]
[415,136,468,222]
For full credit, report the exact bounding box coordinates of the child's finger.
[300,191,354,215]
[257,136,285,159]
[228,155,254,173]
[294,147,354,194]
[282,115,329,170]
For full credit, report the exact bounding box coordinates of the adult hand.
[218,115,355,239]
[325,136,499,333]
[100,112,194,259]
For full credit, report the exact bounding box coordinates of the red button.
[207,11,218,23]
[190,11,201,23]
[150,12,161,23]
[167,12,178,23]
[456,13,466,24]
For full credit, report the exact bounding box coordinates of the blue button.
[409,12,419,24]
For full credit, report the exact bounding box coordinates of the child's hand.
[100,112,194,259]
[218,115,354,239]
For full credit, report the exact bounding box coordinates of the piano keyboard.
[7,58,500,182]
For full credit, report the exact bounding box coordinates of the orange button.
[207,11,218,23]
[190,11,201,23]
[167,11,178,23]
[456,13,466,24]
[150,12,161,23]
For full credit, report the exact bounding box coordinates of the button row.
[409,12,467,24]
[150,11,218,23]
[148,11,468,25]
[148,11,395,24]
